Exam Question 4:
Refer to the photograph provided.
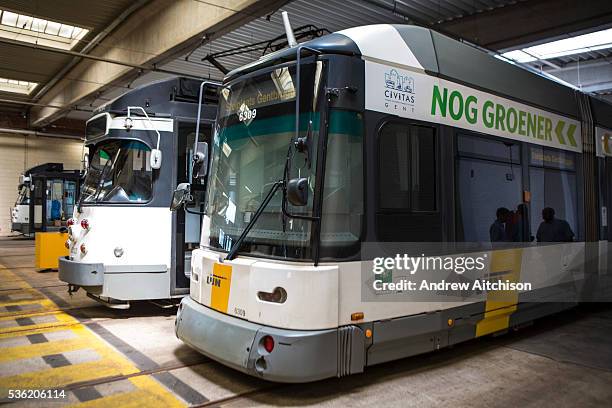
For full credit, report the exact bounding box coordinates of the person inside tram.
[490,207,511,242]
[509,203,529,242]
[536,207,574,242]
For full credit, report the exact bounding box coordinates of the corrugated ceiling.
[161,0,521,80]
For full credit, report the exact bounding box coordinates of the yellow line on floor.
[0,262,185,406]
[0,297,55,310]
[0,360,139,398]
[0,338,87,363]
[69,376,185,408]
[0,310,78,336]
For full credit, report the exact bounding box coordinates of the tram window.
[456,134,523,243]
[378,123,436,211]
[320,110,363,248]
[64,181,76,218]
[46,179,64,225]
[81,140,152,203]
[529,146,578,241]
[458,134,520,163]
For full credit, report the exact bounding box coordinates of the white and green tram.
[175,24,612,382]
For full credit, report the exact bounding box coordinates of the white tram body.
[10,204,32,231]
[175,25,612,381]
[59,78,217,306]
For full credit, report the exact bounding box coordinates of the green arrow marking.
[555,121,566,145]
[566,123,577,147]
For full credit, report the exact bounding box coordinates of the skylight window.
[0,9,89,50]
[0,77,38,94]
[501,28,612,63]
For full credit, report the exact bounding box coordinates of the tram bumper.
[58,256,104,287]
[176,296,363,382]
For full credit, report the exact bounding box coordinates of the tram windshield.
[206,61,325,260]
[81,139,152,203]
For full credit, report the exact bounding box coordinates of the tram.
[174,24,612,381]
[58,77,218,308]
[11,163,81,236]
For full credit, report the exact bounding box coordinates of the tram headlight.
[80,244,87,255]
[257,287,287,304]
[114,247,124,257]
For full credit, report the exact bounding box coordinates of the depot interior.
[1,0,612,406]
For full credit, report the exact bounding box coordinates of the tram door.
[174,121,211,292]
[29,178,44,233]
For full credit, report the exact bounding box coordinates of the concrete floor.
[0,236,611,407]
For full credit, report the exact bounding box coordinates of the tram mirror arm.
[192,81,217,178]
[294,120,312,168]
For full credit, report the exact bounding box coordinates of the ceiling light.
[0,77,38,94]
[501,28,612,63]
[0,9,89,50]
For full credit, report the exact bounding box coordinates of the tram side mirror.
[192,142,209,179]
[287,177,308,206]
[170,183,192,211]
[150,149,162,169]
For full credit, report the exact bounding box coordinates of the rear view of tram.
[59,77,218,308]
[175,24,612,382]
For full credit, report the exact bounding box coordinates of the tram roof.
[226,24,612,129]
[23,162,63,176]
[94,76,219,119]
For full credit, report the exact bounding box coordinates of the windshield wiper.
[224,180,283,261]
[78,153,113,210]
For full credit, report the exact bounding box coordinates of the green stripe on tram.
[220,110,362,140]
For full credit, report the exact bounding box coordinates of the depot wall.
[0,133,83,236]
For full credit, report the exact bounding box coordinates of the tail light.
[80,219,90,230]
[262,335,274,353]
[67,218,75,227]
[80,244,87,255]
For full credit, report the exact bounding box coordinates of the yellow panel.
[476,248,523,337]
[210,263,232,313]
[35,232,69,270]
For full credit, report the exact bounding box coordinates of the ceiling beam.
[439,0,612,50]
[29,0,288,127]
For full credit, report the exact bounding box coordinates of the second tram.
[11,163,81,236]
[59,77,218,307]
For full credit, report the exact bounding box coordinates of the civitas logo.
[384,69,415,107]
[385,69,414,93]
